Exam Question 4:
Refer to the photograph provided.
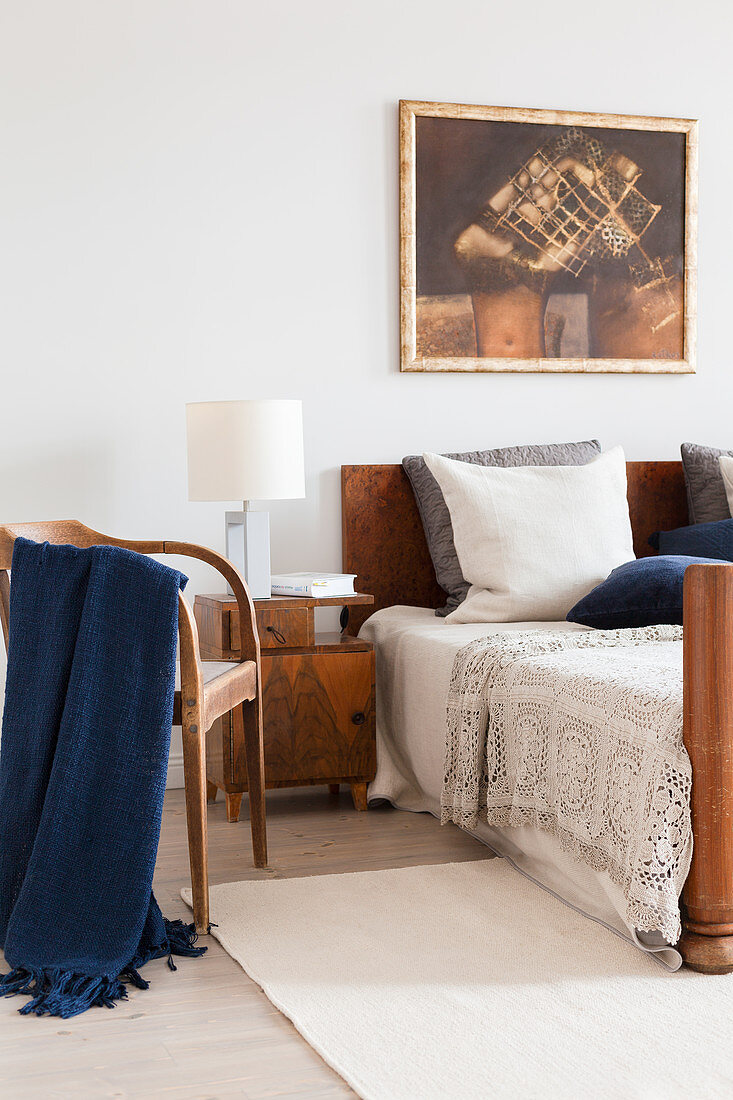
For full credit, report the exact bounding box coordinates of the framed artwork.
[400,100,697,373]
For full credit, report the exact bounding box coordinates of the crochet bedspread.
[442,626,691,945]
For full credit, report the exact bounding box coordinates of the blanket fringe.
[0,967,128,1018]
[164,918,205,967]
[0,920,206,1018]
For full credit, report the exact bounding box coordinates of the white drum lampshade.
[186,400,305,598]
[186,399,305,503]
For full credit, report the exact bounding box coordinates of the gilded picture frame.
[400,100,697,373]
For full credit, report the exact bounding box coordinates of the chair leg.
[234,698,268,868]
[206,780,218,803]
[182,725,210,932]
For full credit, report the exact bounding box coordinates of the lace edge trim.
[440,802,687,945]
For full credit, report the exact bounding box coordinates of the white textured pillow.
[423,446,634,623]
[719,455,733,516]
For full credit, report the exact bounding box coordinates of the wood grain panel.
[341,461,689,633]
[259,651,375,785]
[341,464,444,635]
[626,461,688,558]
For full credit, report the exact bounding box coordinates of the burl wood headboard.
[341,461,688,636]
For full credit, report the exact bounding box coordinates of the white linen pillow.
[719,455,733,516]
[423,446,634,623]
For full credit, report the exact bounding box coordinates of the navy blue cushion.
[566,555,725,629]
[649,518,733,561]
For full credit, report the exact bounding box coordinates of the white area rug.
[183,860,733,1099]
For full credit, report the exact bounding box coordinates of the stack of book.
[270,572,357,598]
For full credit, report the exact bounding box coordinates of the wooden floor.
[0,786,489,1099]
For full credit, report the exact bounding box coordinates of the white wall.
[1,0,730,781]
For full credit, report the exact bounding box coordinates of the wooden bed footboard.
[679,563,733,974]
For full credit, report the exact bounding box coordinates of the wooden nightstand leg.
[350,781,368,811]
[328,783,340,795]
[225,792,243,823]
[207,781,218,803]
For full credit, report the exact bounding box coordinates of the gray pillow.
[681,443,733,524]
[403,440,601,616]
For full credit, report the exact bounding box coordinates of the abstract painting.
[400,101,697,373]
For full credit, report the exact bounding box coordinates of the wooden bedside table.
[194,592,376,821]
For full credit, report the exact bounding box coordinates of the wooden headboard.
[341,461,689,635]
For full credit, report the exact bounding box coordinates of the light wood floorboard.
[0,786,489,1099]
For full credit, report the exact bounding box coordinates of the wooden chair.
[0,521,266,934]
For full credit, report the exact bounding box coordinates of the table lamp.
[186,399,305,599]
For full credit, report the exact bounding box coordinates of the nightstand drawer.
[231,605,311,651]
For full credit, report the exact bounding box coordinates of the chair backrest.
[0,520,164,569]
[0,520,260,667]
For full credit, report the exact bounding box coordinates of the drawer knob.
[266,625,287,644]
[351,711,366,726]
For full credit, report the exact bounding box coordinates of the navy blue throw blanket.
[0,538,205,1018]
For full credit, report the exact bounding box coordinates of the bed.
[341,461,733,974]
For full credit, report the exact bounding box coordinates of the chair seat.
[173,659,257,726]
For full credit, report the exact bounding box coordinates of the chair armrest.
[164,541,261,666]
